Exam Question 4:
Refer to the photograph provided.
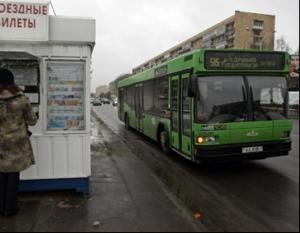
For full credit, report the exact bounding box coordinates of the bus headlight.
[197,137,205,144]
[197,136,217,144]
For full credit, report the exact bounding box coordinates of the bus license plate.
[242,146,263,154]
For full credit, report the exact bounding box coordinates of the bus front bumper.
[195,140,292,162]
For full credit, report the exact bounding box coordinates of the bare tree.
[276,36,292,53]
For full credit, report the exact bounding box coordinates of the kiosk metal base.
[19,178,90,195]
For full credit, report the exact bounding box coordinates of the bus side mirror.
[187,77,197,98]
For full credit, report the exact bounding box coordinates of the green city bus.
[118,49,293,162]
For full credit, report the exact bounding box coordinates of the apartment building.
[133,11,276,74]
[109,74,130,97]
[96,85,109,97]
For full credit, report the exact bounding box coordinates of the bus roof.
[118,49,290,88]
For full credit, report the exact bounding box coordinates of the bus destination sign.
[205,51,285,71]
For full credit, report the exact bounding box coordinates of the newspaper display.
[47,62,85,131]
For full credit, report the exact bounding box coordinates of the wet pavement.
[0,114,203,232]
[92,105,299,232]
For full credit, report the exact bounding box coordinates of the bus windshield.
[196,76,288,124]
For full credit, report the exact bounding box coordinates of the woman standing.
[0,68,37,218]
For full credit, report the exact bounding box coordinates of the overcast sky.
[50,0,299,92]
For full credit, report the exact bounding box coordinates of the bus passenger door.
[171,74,193,158]
[118,88,124,121]
[135,84,144,132]
[180,75,193,158]
[171,76,180,151]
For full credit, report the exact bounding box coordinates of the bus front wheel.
[159,130,171,154]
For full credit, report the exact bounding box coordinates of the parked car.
[101,98,110,104]
[93,99,102,106]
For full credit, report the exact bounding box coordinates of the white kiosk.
[0,0,95,194]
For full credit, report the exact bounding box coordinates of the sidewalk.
[0,116,202,232]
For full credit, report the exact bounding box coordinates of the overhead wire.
[50,0,56,16]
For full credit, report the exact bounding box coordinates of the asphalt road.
[93,105,299,232]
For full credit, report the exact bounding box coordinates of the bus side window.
[143,80,154,112]
[154,77,169,116]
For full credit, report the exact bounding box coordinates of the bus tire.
[125,114,130,130]
[159,129,171,154]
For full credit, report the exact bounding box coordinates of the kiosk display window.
[0,60,40,105]
[47,61,85,131]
